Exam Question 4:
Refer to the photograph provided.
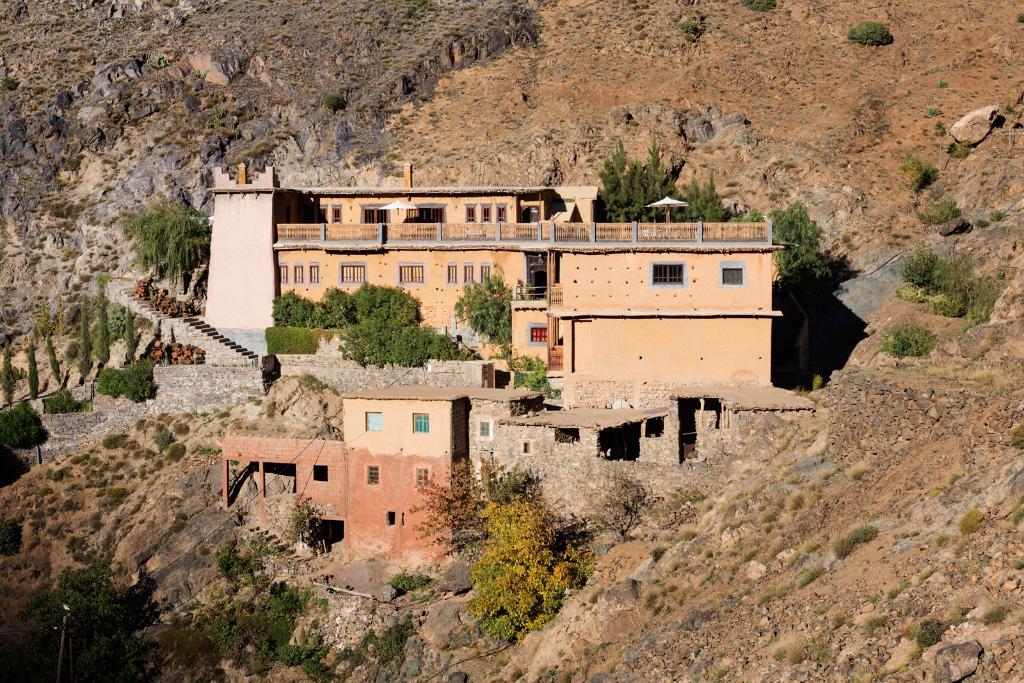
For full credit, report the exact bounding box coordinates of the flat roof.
[502,407,669,429]
[671,385,815,411]
[344,386,543,402]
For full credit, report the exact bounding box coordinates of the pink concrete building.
[220,387,536,565]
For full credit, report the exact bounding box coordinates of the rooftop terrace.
[275,221,773,248]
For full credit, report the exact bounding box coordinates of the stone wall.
[276,355,495,394]
[15,401,148,464]
[820,367,1021,467]
[151,365,266,413]
[564,378,684,410]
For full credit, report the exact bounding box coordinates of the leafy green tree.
[121,202,211,288]
[45,334,62,389]
[455,271,512,346]
[1,560,151,681]
[343,321,469,367]
[26,336,38,400]
[96,361,155,402]
[0,343,13,405]
[770,202,830,290]
[94,287,111,366]
[468,502,593,641]
[123,309,138,364]
[77,302,93,379]
[0,403,46,448]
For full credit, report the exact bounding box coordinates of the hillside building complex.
[206,164,780,407]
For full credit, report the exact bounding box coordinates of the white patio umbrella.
[379,199,418,222]
[646,196,689,222]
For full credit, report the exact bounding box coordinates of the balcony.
[274,221,771,247]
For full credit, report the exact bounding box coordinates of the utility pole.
[55,604,70,683]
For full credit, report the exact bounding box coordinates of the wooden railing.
[277,224,323,241]
[638,222,699,242]
[499,222,543,241]
[547,284,563,307]
[595,223,633,242]
[548,346,564,371]
[326,223,378,241]
[702,221,769,242]
[442,222,496,241]
[554,223,591,242]
[387,223,437,241]
[274,221,771,245]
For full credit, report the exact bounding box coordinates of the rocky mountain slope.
[2,0,1023,335]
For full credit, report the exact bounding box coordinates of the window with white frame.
[465,204,476,222]
[479,420,493,439]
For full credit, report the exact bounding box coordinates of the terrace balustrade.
[275,220,772,245]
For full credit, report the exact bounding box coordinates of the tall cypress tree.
[26,336,38,400]
[1,343,14,405]
[124,309,138,364]
[598,139,682,221]
[683,175,727,222]
[77,303,92,379]
[94,288,110,367]
[45,334,62,390]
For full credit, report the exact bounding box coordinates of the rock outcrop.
[949,105,999,145]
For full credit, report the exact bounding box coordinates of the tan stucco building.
[206,165,781,408]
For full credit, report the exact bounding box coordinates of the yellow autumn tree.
[467,501,593,641]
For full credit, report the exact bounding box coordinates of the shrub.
[510,355,556,397]
[343,320,470,367]
[914,618,946,648]
[895,284,929,304]
[387,571,431,595]
[1,77,18,91]
[166,443,186,462]
[958,507,983,536]
[899,249,939,288]
[847,21,893,46]
[981,603,1008,625]
[592,468,654,540]
[1010,424,1024,449]
[680,19,701,36]
[833,525,878,559]
[265,327,322,355]
[102,433,128,449]
[740,0,775,10]
[321,92,346,114]
[917,199,961,225]
[927,293,964,318]
[0,403,46,448]
[43,389,88,414]
[947,141,971,159]
[0,518,22,555]
[272,291,324,328]
[153,428,173,452]
[96,361,154,402]
[901,155,938,192]
[1018,12,1024,22]
[794,564,825,588]
[468,501,593,641]
[880,323,935,358]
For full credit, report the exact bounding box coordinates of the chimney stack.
[402,162,413,189]
[237,163,247,185]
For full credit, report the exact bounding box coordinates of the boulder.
[933,640,982,683]
[421,598,476,649]
[188,51,246,85]
[439,559,472,595]
[949,105,999,145]
[938,216,971,237]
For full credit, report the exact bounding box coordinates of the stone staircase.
[108,279,260,367]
